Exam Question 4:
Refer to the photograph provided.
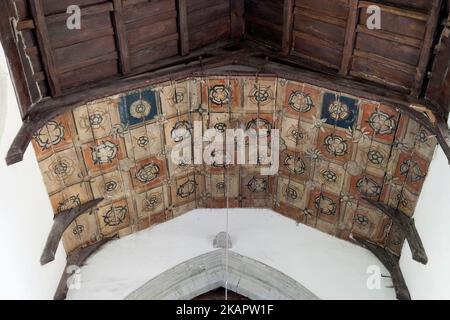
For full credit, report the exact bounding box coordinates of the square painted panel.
[321,93,358,129]
[119,89,158,127]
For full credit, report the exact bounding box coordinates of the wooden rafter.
[0,0,32,115]
[230,0,245,38]
[177,0,190,56]
[354,237,411,300]
[412,0,443,97]
[281,0,295,54]
[53,234,118,300]
[41,198,104,266]
[112,0,131,74]
[28,0,62,96]
[363,198,427,265]
[340,0,359,75]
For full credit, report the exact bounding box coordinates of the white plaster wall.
[67,209,397,300]
[400,146,450,300]
[0,45,66,299]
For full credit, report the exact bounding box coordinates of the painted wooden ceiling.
[32,76,437,255]
[1,0,450,300]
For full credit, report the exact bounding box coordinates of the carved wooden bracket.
[41,198,104,266]
[53,234,118,300]
[354,237,411,300]
[363,197,427,265]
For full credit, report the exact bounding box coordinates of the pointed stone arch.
[125,249,319,300]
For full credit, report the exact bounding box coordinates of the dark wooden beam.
[340,0,359,75]
[0,0,32,115]
[177,0,190,56]
[54,234,118,300]
[29,0,62,96]
[436,122,450,164]
[363,198,427,265]
[112,0,131,74]
[354,237,411,300]
[41,198,104,266]
[230,0,245,39]
[281,0,295,54]
[412,0,443,97]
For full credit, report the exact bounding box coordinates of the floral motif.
[288,91,314,113]
[89,113,104,127]
[104,180,118,193]
[50,157,74,180]
[103,206,127,226]
[247,177,268,193]
[246,118,272,137]
[367,150,384,165]
[287,126,304,143]
[284,154,306,175]
[356,176,382,197]
[130,99,152,119]
[324,134,348,157]
[143,193,163,211]
[400,160,426,182]
[57,195,81,213]
[310,116,327,133]
[355,214,369,226]
[305,148,323,162]
[136,136,149,148]
[328,100,350,121]
[315,195,337,216]
[171,121,192,142]
[250,85,273,105]
[321,170,337,183]
[34,121,65,150]
[284,185,298,200]
[73,224,84,236]
[91,141,119,164]
[209,85,231,106]
[135,163,160,184]
[177,179,197,198]
[368,111,396,135]
[214,122,227,133]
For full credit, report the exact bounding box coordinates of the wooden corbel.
[363,198,427,265]
[53,234,118,300]
[354,237,411,300]
[40,198,104,266]
[435,121,450,165]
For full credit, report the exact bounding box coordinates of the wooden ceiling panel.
[41,0,107,15]
[292,0,349,69]
[187,0,231,50]
[245,0,284,47]
[123,0,179,72]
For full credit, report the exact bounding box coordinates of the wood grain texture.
[0,0,32,116]
[29,0,62,96]
[412,0,443,96]
[112,0,131,74]
[41,198,104,266]
[281,0,295,54]
[354,237,411,300]
[363,198,427,265]
[340,0,359,75]
[177,0,190,55]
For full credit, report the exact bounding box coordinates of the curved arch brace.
[125,249,319,300]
